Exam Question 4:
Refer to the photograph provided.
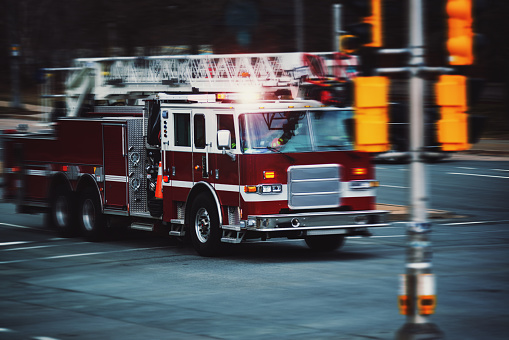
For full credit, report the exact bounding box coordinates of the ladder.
[47,52,358,117]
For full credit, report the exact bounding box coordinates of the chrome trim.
[245,210,389,232]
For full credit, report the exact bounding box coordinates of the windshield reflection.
[239,110,353,154]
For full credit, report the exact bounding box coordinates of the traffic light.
[353,76,389,152]
[341,0,383,53]
[446,0,473,65]
[435,75,469,151]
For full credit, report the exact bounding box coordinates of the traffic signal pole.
[396,0,444,338]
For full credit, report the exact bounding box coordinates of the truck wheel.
[190,193,223,256]
[305,235,345,252]
[78,188,105,241]
[50,185,77,237]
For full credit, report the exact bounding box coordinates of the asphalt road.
[0,156,508,340]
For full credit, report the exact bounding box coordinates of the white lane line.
[33,337,61,340]
[380,184,408,189]
[492,169,509,172]
[2,243,88,251]
[0,241,31,247]
[448,172,509,179]
[440,220,509,226]
[0,246,170,265]
[458,167,477,170]
[0,222,34,229]
[0,222,50,232]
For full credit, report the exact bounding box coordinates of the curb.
[376,203,464,221]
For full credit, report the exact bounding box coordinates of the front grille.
[287,164,341,210]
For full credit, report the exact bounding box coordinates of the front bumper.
[239,210,389,235]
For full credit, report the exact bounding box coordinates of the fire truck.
[2,52,389,256]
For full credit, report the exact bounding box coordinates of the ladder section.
[67,52,358,100]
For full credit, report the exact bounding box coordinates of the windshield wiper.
[265,146,296,162]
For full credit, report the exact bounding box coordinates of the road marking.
[458,166,477,170]
[0,241,30,246]
[0,246,170,265]
[406,262,432,269]
[448,172,509,179]
[380,184,408,189]
[492,168,509,172]
[0,222,49,231]
[440,220,509,226]
[33,337,61,340]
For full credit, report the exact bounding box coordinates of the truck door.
[214,113,240,207]
[170,111,193,203]
[103,123,128,209]
[192,111,214,185]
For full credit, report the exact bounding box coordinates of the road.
[0,156,508,340]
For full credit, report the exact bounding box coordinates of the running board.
[169,222,186,237]
[130,222,154,232]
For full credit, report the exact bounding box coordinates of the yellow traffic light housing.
[354,76,389,152]
[435,75,470,151]
[364,0,382,48]
[447,0,473,65]
[341,0,383,53]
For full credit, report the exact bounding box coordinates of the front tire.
[305,235,345,252]
[78,188,106,241]
[189,193,223,256]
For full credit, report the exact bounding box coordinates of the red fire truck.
[2,52,389,256]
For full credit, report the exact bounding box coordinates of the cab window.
[174,113,190,147]
[217,114,236,149]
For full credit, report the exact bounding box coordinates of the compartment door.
[103,124,128,209]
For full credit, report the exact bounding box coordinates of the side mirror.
[217,130,231,149]
[217,130,235,161]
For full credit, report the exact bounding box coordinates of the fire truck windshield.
[239,110,353,153]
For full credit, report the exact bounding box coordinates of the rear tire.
[78,188,106,241]
[305,235,345,252]
[189,193,223,256]
[49,185,77,237]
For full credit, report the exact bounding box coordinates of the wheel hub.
[195,208,210,243]
[82,198,95,232]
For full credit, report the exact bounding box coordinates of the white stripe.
[492,169,509,172]
[440,220,509,226]
[170,180,193,188]
[0,241,30,246]
[0,246,169,265]
[448,172,509,180]
[215,183,240,192]
[380,184,408,189]
[458,167,476,170]
[406,262,432,269]
[0,222,38,230]
[27,169,47,176]
[105,175,127,182]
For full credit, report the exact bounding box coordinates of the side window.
[194,114,206,149]
[174,113,190,147]
[217,114,236,149]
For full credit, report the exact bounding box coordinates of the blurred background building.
[0,0,507,133]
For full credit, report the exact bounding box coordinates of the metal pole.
[332,4,342,52]
[396,0,443,338]
[295,0,304,52]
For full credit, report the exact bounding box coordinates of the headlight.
[259,184,282,194]
[350,180,378,190]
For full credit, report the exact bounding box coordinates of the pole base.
[395,322,444,340]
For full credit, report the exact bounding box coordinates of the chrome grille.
[287,164,341,210]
